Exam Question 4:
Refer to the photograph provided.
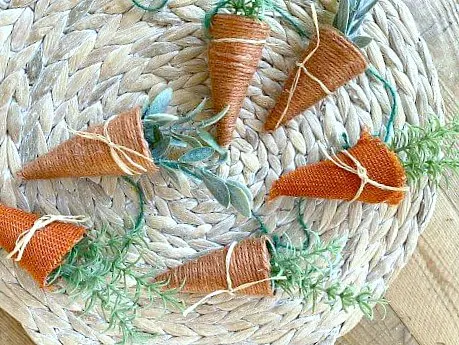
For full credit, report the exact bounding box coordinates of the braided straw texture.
[0,204,85,287]
[265,25,367,131]
[156,237,273,296]
[0,0,443,344]
[269,131,407,205]
[209,14,270,146]
[21,107,157,179]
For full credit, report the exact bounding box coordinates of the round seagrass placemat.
[0,0,444,344]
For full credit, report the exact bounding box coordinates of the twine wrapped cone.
[20,107,157,180]
[209,14,270,146]
[0,204,86,287]
[264,26,368,131]
[269,132,407,205]
[155,237,274,296]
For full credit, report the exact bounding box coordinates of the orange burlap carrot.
[264,25,367,131]
[155,237,273,296]
[209,14,270,146]
[20,107,157,180]
[269,132,407,205]
[0,204,86,287]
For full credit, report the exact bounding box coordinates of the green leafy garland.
[257,200,386,319]
[142,88,253,216]
[391,116,459,186]
[49,178,183,344]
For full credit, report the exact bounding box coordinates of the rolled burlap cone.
[265,26,368,131]
[269,131,407,205]
[209,14,270,146]
[155,237,274,296]
[20,107,157,180]
[0,204,86,287]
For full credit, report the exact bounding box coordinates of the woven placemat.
[0,0,444,344]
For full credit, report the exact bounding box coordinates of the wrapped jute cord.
[0,204,86,286]
[264,8,368,132]
[319,145,409,202]
[155,237,275,300]
[272,4,332,131]
[208,14,270,146]
[20,107,157,180]
[182,241,286,316]
[69,116,155,176]
[6,214,88,262]
[269,131,408,205]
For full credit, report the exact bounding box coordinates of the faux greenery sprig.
[333,0,379,48]
[391,116,459,186]
[260,200,386,319]
[49,178,183,344]
[203,0,307,37]
[142,88,253,216]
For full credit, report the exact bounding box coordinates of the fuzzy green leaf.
[174,98,207,125]
[146,88,173,115]
[333,0,350,34]
[197,129,226,154]
[144,113,179,126]
[201,170,230,207]
[226,180,253,217]
[171,132,202,148]
[151,136,171,159]
[353,35,373,48]
[198,105,230,129]
[179,147,215,163]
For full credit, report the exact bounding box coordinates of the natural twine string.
[182,241,286,317]
[273,4,333,130]
[6,215,88,262]
[320,144,409,202]
[68,116,155,176]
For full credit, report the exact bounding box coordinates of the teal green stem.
[122,177,145,231]
[366,66,398,144]
[131,0,169,12]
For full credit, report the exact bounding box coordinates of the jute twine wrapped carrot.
[20,107,157,180]
[264,24,367,131]
[269,131,408,205]
[209,14,270,146]
[155,237,274,297]
[0,204,86,287]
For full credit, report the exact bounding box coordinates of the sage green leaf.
[226,180,252,203]
[226,180,253,217]
[197,129,226,154]
[147,88,173,115]
[201,170,230,207]
[198,105,230,129]
[144,113,179,126]
[353,35,373,48]
[171,132,202,148]
[333,0,350,34]
[179,147,215,163]
[175,98,207,125]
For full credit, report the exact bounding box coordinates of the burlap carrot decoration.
[269,131,408,205]
[204,0,307,146]
[20,107,157,179]
[155,213,386,318]
[0,204,86,287]
[265,1,378,131]
[20,89,254,216]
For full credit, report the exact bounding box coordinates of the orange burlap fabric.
[265,26,367,131]
[209,14,270,146]
[0,204,86,287]
[269,132,407,205]
[155,237,273,296]
[20,107,157,180]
